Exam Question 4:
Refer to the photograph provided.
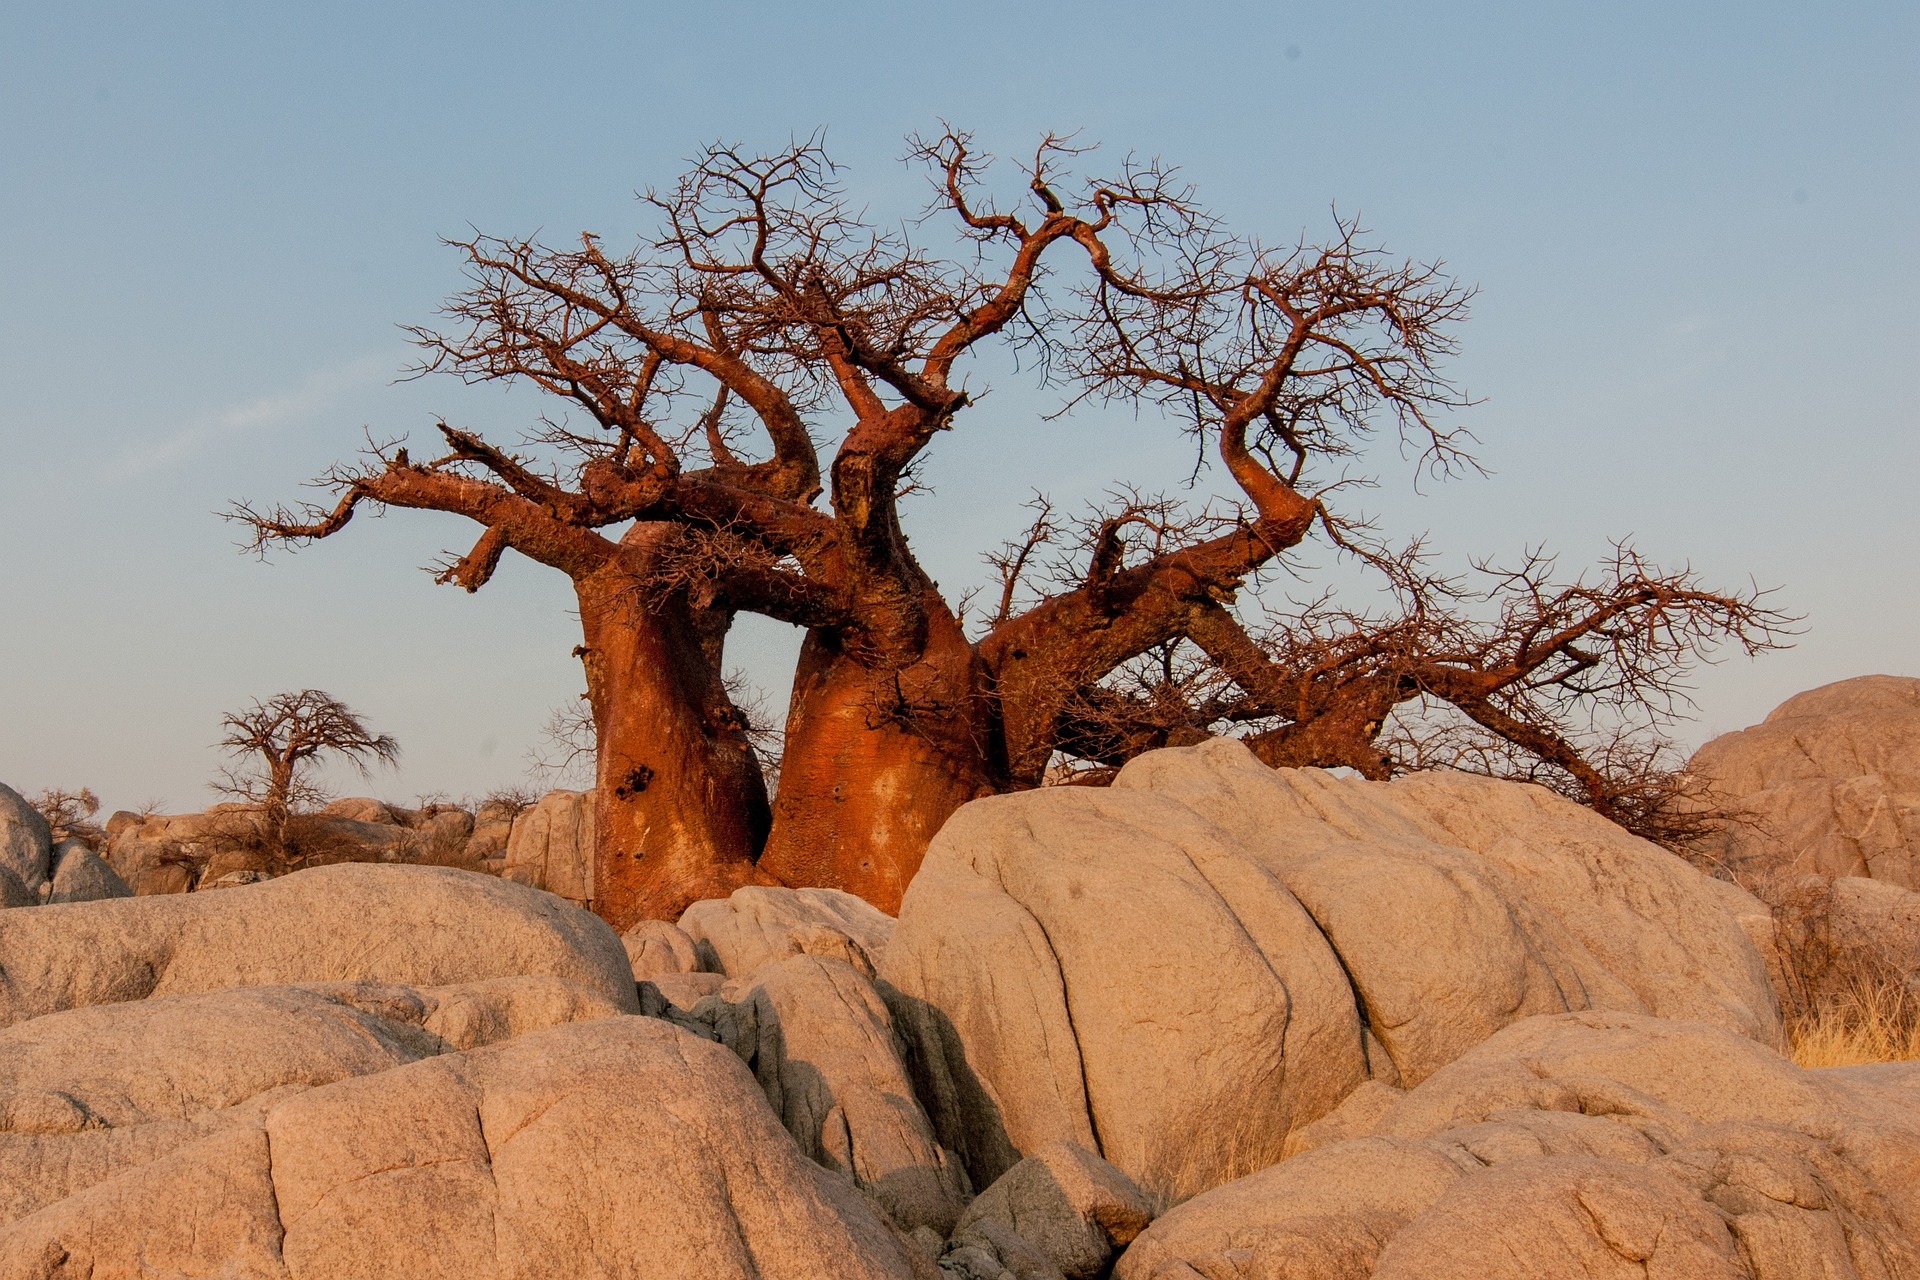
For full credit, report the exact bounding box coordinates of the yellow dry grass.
[1785,980,1920,1069]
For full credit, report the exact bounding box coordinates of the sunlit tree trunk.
[576,527,774,927]
[758,607,1000,913]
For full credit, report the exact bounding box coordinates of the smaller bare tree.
[214,691,400,851]
[30,787,105,850]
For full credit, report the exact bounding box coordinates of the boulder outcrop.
[8,688,1910,1273]
[97,796,524,895]
[1822,876,1920,986]
[1768,873,1920,1013]
[954,1141,1156,1279]
[0,856,939,1275]
[0,783,50,895]
[44,841,132,904]
[680,884,895,979]
[622,917,702,979]
[0,862,638,1025]
[1688,674,1920,887]
[732,955,971,1233]
[100,807,415,892]
[501,788,595,908]
[464,796,521,866]
[1116,1011,1920,1279]
[0,1016,937,1279]
[0,868,33,909]
[884,739,1782,1205]
[0,975,628,1225]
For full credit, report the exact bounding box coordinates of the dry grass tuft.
[1785,978,1920,1069]
[1766,874,1920,1069]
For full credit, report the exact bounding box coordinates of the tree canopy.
[237,130,1789,924]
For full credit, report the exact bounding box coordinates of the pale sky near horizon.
[1,2,1914,815]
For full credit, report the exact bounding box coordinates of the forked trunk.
[758,609,1000,913]
[575,535,774,927]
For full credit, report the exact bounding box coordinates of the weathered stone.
[0,985,433,1132]
[680,884,895,979]
[0,867,35,909]
[0,782,50,893]
[302,813,413,861]
[196,844,275,888]
[502,788,596,907]
[943,1218,1067,1280]
[0,974,621,1227]
[44,842,133,904]
[408,807,477,857]
[954,1141,1156,1279]
[1118,1011,1920,1279]
[305,974,629,1052]
[1115,1138,1472,1279]
[0,1017,938,1279]
[1372,1156,1749,1278]
[1121,740,1780,1051]
[320,796,402,824]
[883,780,1370,1203]
[464,800,519,864]
[886,740,1780,1207]
[624,917,700,979]
[133,858,196,896]
[646,970,727,1013]
[1819,875,1920,986]
[1689,675,1920,887]
[738,955,971,1232]
[0,862,639,1026]
[103,808,259,883]
[1767,872,1920,1016]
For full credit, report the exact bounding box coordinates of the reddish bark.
[237,131,1781,919]
[760,605,997,912]
[574,527,775,927]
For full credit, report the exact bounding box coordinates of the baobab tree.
[236,131,1785,925]
[214,689,401,852]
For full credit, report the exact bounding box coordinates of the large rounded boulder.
[0,859,937,1277]
[0,1015,936,1279]
[882,739,1781,1206]
[1688,674,1920,887]
[1117,1011,1920,1278]
[0,783,51,897]
[0,862,639,1026]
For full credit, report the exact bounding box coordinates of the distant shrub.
[30,787,105,850]
[478,785,538,819]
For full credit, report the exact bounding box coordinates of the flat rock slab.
[0,862,638,1026]
[0,1016,936,1279]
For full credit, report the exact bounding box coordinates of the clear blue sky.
[2,2,1914,813]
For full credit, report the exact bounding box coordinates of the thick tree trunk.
[263,757,294,845]
[758,607,1000,914]
[575,532,775,928]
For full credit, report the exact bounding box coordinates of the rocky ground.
[0,676,1916,1277]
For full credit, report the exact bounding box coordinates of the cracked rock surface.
[1,1016,936,1279]
[0,862,640,1026]
[1115,1011,1920,1279]
[1688,674,1920,887]
[884,738,1781,1206]
[0,865,935,1279]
